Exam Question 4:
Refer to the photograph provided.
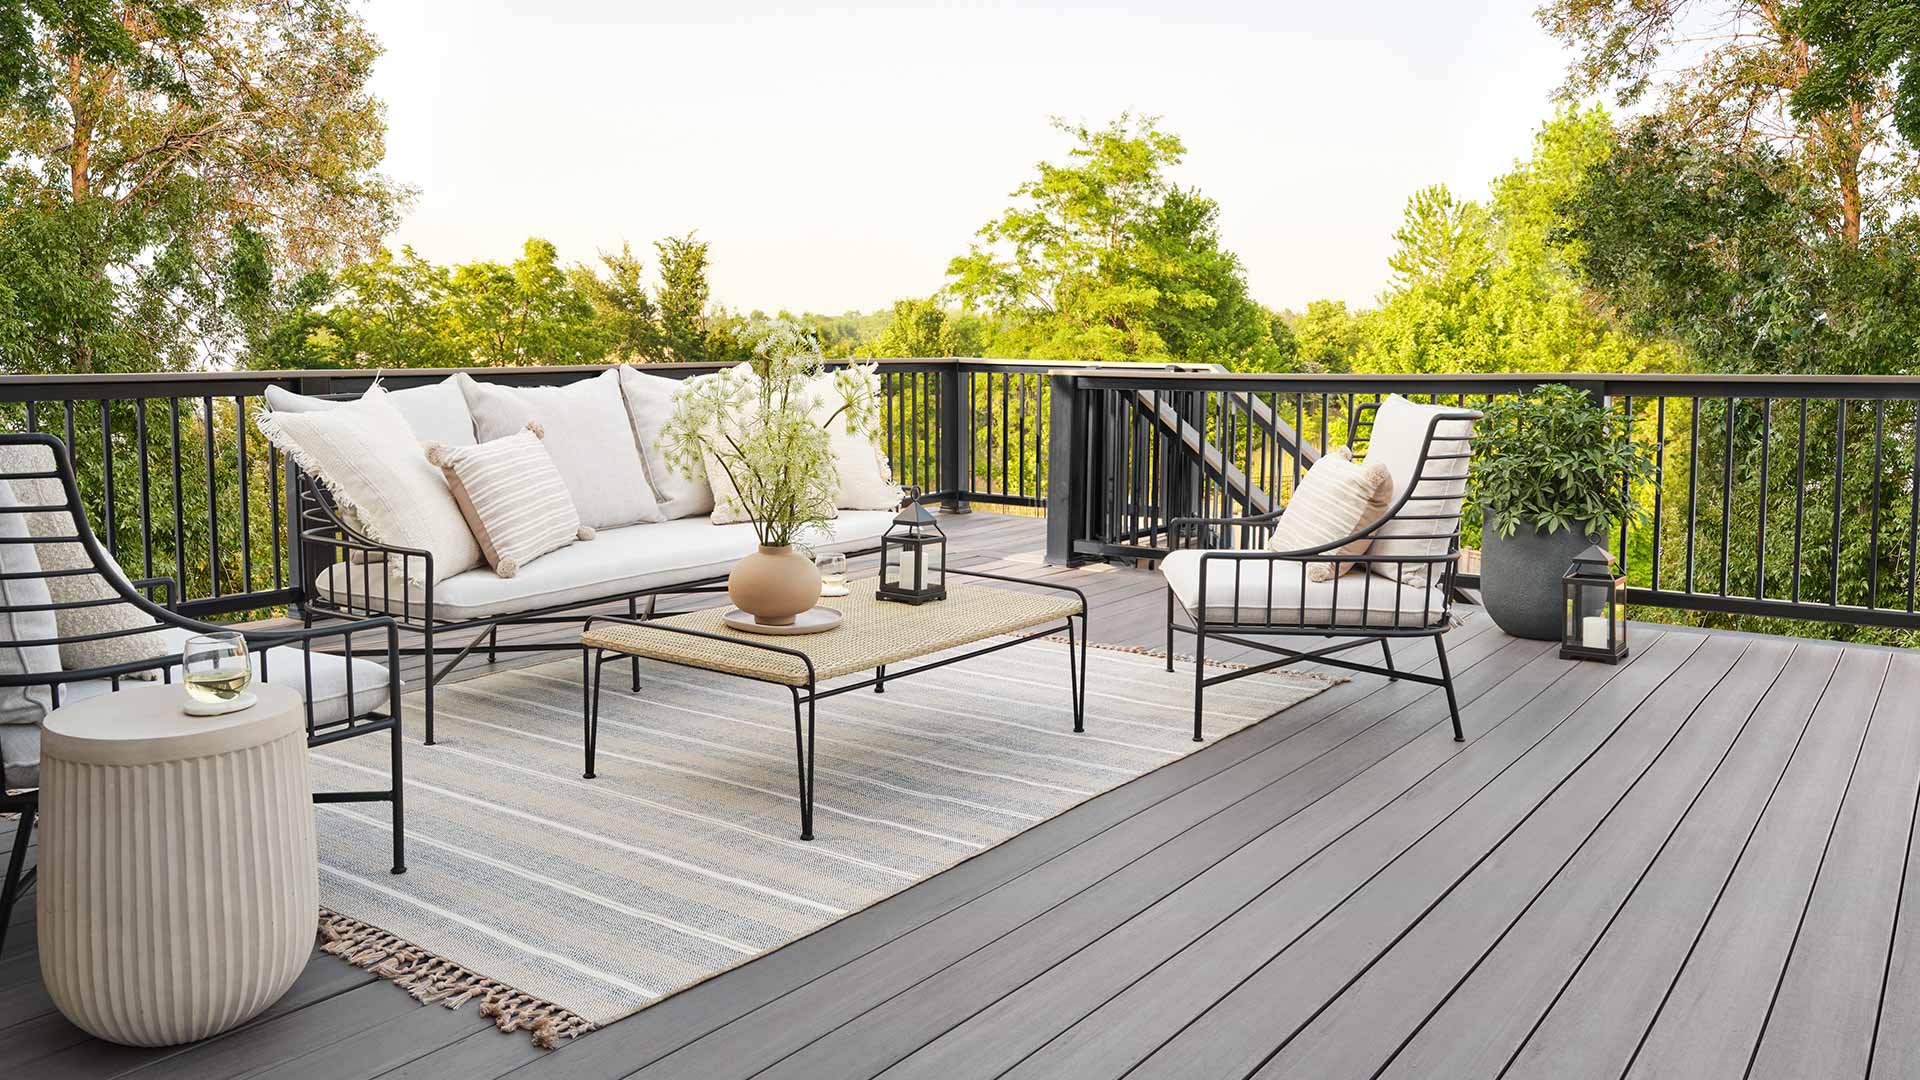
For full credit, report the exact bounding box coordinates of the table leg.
[875,664,886,694]
[583,648,602,779]
[790,687,816,840]
[1068,619,1084,733]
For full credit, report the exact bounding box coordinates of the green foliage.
[1472,383,1655,538]
[860,298,993,358]
[945,114,1278,368]
[1793,0,1920,147]
[659,321,882,547]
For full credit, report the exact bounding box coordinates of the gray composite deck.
[5,510,1920,1078]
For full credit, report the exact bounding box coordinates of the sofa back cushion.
[263,375,476,447]
[427,425,589,578]
[459,370,663,531]
[256,387,482,585]
[1360,394,1474,585]
[617,365,715,519]
[809,368,902,511]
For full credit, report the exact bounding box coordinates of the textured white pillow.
[427,424,591,578]
[1361,395,1475,586]
[256,387,482,586]
[263,376,476,447]
[616,364,714,519]
[1266,447,1394,581]
[809,368,902,511]
[0,443,170,674]
[458,370,662,531]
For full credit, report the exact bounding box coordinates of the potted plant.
[660,321,884,627]
[1470,383,1655,640]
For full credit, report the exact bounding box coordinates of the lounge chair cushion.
[1159,548,1448,628]
[0,480,59,733]
[1361,394,1473,586]
[5,625,392,790]
[315,510,897,622]
[1266,446,1394,581]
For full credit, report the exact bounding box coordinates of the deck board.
[3,511,1918,1080]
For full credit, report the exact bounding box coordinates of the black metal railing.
[1044,370,1920,632]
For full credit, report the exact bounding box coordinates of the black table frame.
[579,568,1089,840]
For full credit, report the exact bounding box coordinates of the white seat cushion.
[315,511,897,622]
[3,627,394,789]
[1159,548,1448,628]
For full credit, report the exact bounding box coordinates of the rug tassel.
[317,909,592,1046]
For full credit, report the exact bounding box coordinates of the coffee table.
[578,568,1088,839]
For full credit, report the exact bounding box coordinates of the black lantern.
[1561,544,1627,663]
[876,502,947,604]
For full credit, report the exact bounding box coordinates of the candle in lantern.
[1582,615,1610,650]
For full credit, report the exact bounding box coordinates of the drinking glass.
[182,632,252,705]
[816,551,849,597]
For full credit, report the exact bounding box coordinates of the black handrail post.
[938,361,971,514]
[1046,372,1091,565]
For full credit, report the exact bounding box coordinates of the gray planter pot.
[1480,523,1600,641]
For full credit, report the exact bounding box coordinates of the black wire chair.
[0,434,406,953]
[1163,402,1481,742]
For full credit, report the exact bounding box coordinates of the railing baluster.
[1870,400,1884,609]
[1720,397,1735,597]
[99,399,115,560]
[1686,398,1700,593]
[1652,397,1665,593]
[203,395,221,598]
[136,399,152,578]
[236,395,253,594]
[1832,398,1847,607]
[1756,398,1769,598]
[170,398,185,592]
[1793,398,1808,604]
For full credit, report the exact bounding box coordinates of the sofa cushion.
[617,364,715,519]
[263,376,477,447]
[6,626,393,789]
[314,510,896,622]
[1159,548,1448,628]
[458,370,662,531]
[427,425,588,577]
[1361,394,1474,586]
[810,367,902,511]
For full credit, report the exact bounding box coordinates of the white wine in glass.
[816,552,848,597]
[182,632,252,705]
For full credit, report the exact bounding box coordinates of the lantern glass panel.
[1575,583,1613,649]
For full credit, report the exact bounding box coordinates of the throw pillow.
[1265,447,1394,581]
[808,367,902,510]
[426,423,593,578]
[0,443,172,675]
[616,364,715,519]
[255,387,482,586]
[457,370,662,531]
[263,375,477,447]
[1361,394,1475,586]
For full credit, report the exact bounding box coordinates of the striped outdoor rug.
[305,637,1340,1045]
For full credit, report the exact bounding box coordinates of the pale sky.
[363,1,1574,316]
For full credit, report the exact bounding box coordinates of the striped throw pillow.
[1266,447,1395,581]
[426,423,593,578]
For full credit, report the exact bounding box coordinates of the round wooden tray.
[721,606,844,636]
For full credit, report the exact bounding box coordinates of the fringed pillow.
[1266,446,1395,581]
[426,423,592,578]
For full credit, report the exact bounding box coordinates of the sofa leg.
[1380,638,1397,677]
[423,624,437,746]
[1436,634,1463,742]
[485,625,498,665]
[1165,588,1176,673]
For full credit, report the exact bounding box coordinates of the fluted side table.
[37,682,318,1046]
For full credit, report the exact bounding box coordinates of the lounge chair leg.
[485,625,498,664]
[1165,588,1176,673]
[423,624,436,746]
[388,717,406,874]
[1192,624,1207,742]
[0,806,33,951]
[1381,638,1397,677]
[1435,634,1463,741]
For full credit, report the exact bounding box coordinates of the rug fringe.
[317,909,591,1048]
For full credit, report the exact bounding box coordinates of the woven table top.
[580,580,1082,687]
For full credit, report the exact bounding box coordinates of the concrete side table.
[37,682,318,1046]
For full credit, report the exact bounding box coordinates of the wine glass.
[816,551,849,597]
[182,632,252,706]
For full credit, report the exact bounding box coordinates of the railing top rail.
[1052,368,1920,399]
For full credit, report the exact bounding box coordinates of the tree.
[654,232,715,361]
[569,244,659,359]
[1538,0,1918,245]
[1288,300,1365,373]
[862,298,992,358]
[0,0,408,373]
[946,113,1277,368]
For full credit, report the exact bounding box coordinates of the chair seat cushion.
[5,626,393,790]
[315,510,898,622]
[1159,549,1448,628]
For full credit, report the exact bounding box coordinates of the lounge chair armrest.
[1168,511,1284,550]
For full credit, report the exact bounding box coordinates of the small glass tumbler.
[182,631,252,705]
[816,551,849,597]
